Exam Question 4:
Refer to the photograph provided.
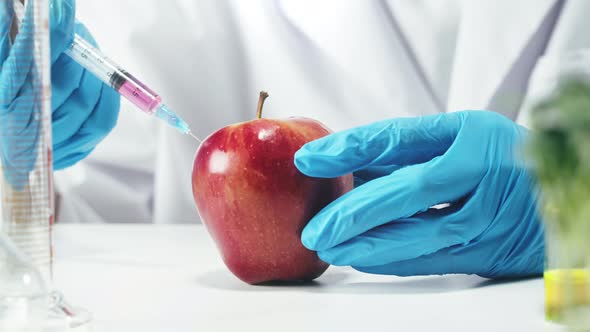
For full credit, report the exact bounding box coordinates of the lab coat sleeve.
[516,0,590,128]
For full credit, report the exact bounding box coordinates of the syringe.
[64,34,200,141]
[10,0,197,139]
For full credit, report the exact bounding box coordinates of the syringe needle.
[189,132,202,143]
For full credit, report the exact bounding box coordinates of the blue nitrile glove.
[0,0,120,189]
[295,111,544,279]
[50,0,120,170]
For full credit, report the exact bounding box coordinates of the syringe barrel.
[64,34,162,114]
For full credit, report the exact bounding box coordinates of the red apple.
[192,92,353,284]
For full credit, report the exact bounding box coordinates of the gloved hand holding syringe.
[13,0,200,141]
[65,34,201,141]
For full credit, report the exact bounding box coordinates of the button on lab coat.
[54,0,590,223]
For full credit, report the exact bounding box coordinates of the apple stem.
[256,91,269,119]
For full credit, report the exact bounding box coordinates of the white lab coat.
[54,0,590,223]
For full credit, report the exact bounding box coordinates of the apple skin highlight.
[192,117,353,284]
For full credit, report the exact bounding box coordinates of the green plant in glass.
[528,75,590,329]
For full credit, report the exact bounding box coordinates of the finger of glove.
[316,204,473,266]
[353,164,404,187]
[0,1,14,63]
[0,6,34,104]
[51,52,84,110]
[354,236,544,278]
[51,22,98,112]
[53,148,92,170]
[351,248,465,277]
[49,0,75,64]
[51,23,100,140]
[53,83,120,170]
[294,113,462,178]
[52,65,102,147]
[301,152,482,251]
[345,170,539,274]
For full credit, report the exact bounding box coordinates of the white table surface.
[53,224,564,332]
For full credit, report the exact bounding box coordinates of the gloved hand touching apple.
[0,0,119,190]
[295,111,544,279]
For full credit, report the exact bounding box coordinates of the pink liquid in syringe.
[114,71,162,114]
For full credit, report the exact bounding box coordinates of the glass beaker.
[0,0,91,330]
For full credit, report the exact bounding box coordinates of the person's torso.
[58,0,578,223]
